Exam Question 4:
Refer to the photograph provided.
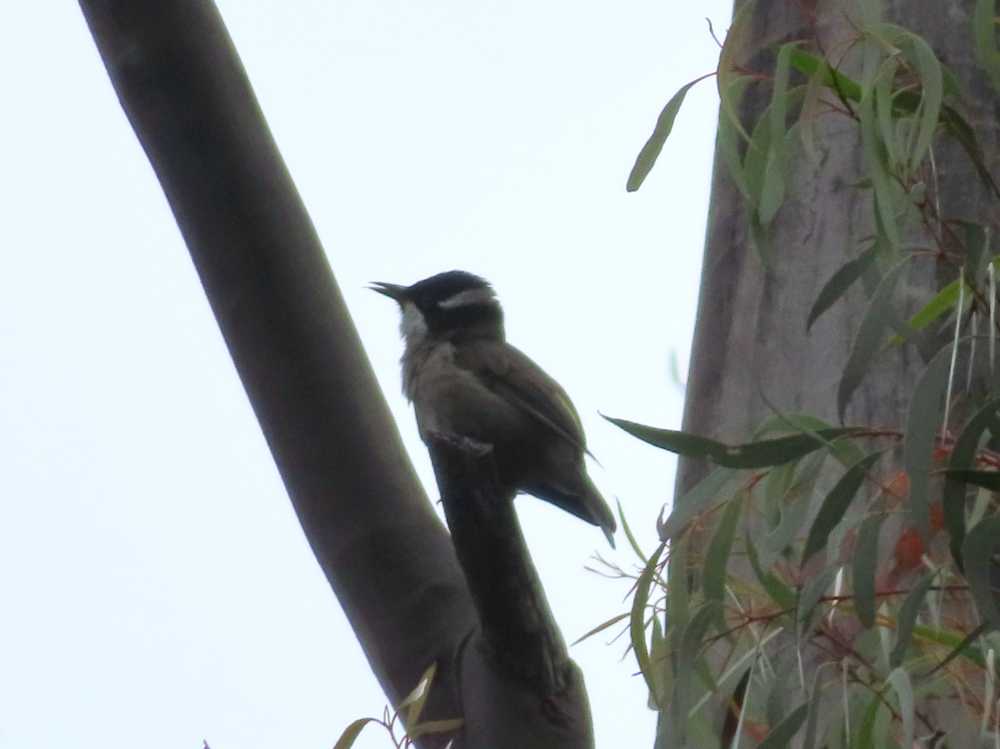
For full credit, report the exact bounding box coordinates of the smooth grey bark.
[662,0,1000,745]
[77,1,592,747]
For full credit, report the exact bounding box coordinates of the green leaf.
[944,468,1000,491]
[886,667,914,749]
[664,603,718,749]
[963,516,1000,629]
[758,43,800,226]
[975,0,1000,92]
[891,570,937,667]
[763,451,827,565]
[718,76,754,198]
[632,542,666,705]
[758,703,808,749]
[716,0,757,143]
[920,622,988,678]
[627,79,700,192]
[904,341,957,540]
[704,494,743,620]
[838,257,911,420]
[867,24,942,172]
[807,247,877,332]
[797,565,838,635]
[940,104,1000,199]
[406,718,464,740]
[888,278,969,347]
[854,514,885,629]
[943,398,1000,569]
[398,662,437,726]
[657,468,733,542]
[802,664,834,749]
[571,611,630,646]
[746,529,796,610]
[333,718,375,749]
[788,48,863,102]
[605,416,861,468]
[874,56,900,171]
[803,452,885,564]
[617,499,647,564]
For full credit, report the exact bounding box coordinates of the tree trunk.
[664,0,1000,744]
[77,2,593,746]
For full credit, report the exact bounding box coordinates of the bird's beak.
[369,281,407,302]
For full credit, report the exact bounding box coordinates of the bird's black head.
[371,270,505,343]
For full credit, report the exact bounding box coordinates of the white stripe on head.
[437,287,495,309]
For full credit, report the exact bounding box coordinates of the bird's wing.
[454,340,590,455]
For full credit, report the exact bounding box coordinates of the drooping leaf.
[838,258,912,420]
[802,663,835,749]
[806,246,877,332]
[655,468,734,542]
[904,341,958,540]
[963,517,1000,630]
[333,718,375,749]
[663,603,718,749]
[940,104,1000,198]
[627,79,701,192]
[891,570,937,667]
[716,0,757,143]
[632,542,666,705]
[704,494,744,621]
[746,529,796,610]
[943,398,1000,569]
[399,661,437,725]
[854,514,886,628]
[407,718,465,741]
[758,43,800,226]
[886,667,915,749]
[667,536,690,631]
[717,76,754,198]
[944,468,1000,491]
[605,416,861,468]
[797,565,838,635]
[802,452,885,564]
[788,48,863,102]
[920,622,988,678]
[887,278,969,346]
[758,703,808,749]
[974,0,1000,93]
[874,56,901,171]
[617,499,647,564]
[867,24,943,172]
[571,611,630,646]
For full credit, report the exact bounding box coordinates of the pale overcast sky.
[1,2,730,747]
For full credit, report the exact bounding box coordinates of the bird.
[371,270,616,546]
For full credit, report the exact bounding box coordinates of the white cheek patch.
[400,302,428,345]
[438,287,495,309]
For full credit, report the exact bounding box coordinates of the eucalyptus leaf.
[903,341,957,540]
[747,530,797,610]
[854,514,886,629]
[656,468,733,542]
[802,452,884,564]
[704,494,743,621]
[605,416,861,468]
[333,718,375,749]
[632,542,666,705]
[806,246,877,332]
[975,0,1000,92]
[891,570,937,667]
[963,517,1000,630]
[943,398,1000,569]
[886,667,915,749]
[838,257,911,419]
[758,703,808,749]
[627,79,700,192]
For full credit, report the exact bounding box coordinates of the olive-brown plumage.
[372,271,616,546]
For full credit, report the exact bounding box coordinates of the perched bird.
[371,270,616,546]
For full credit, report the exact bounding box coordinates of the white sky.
[0,2,730,747]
